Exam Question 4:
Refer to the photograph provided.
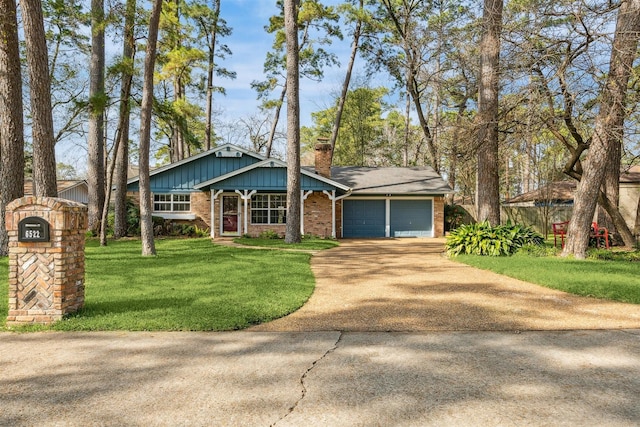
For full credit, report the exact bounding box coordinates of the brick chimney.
[314,139,332,178]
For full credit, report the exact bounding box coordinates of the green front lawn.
[0,238,316,331]
[454,251,640,304]
[233,236,339,250]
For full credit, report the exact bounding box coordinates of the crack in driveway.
[272,331,343,426]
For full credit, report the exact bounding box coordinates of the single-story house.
[503,167,640,232]
[24,179,89,205]
[503,181,577,207]
[126,143,453,238]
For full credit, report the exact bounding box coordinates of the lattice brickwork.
[5,196,87,326]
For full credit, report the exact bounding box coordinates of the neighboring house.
[24,179,89,205]
[504,167,640,233]
[503,181,576,207]
[126,143,453,238]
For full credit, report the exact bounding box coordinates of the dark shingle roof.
[504,181,576,204]
[327,166,453,195]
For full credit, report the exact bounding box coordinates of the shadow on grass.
[79,296,196,316]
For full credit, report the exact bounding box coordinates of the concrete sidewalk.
[2,330,640,426]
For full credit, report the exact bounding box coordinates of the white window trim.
[250,193,287,225]
[152,212,197,220]
[152,193,193,217]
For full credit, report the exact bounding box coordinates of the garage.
[390,199,433,237]
[332,166,452,238]
[342,198,433,238]
[343,199,386,238]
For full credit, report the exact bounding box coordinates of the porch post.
[323,190,352,239]
[323,190,337,238]
[235,190,256,235]
[210,189,223,238]
[301,190,313,235]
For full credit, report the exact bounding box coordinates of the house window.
[153,194,191,212]
[251,194,287,224]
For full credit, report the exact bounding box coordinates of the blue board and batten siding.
[205,167,338,192]
[127,154,259,192]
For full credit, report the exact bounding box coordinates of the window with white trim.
[251,194,287,224]
[153,193,191,212]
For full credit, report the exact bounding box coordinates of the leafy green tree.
[253,0,342,157]
[303,85,390,166]
[190,0,235,150]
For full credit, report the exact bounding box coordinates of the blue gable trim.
[194,158,350,193]
[198,166,339,192]
[126,144,263,192]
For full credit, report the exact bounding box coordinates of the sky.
[217,0,366,129]
[56,0,382,172]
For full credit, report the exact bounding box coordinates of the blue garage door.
[390,199,433,237]
[343,200,386,238]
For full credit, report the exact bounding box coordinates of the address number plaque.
[18,216,51,242]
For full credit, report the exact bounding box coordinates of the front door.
[222,195,240,235]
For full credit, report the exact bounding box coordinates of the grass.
[233,236,339,250]
[454,249,640,304]
[1,238,316,331]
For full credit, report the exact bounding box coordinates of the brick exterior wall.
[128,190,443,239]
[314,143,332,178]
[188,191,211,231]
[210,191,335,238]
[433,196,445,237]
[6,196,88,326]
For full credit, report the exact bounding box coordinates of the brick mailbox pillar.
[5,196,88,326]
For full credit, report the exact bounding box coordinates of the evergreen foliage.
[446,221,544,257]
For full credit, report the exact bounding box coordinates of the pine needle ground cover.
[0,238,315,331]
[455,252,640,304]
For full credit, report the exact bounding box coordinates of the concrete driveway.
[2,239,640,426]
[251,238,640,331]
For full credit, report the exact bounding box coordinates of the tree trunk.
[403,88,411,167]
[284,0,301,244]
[598,130,621,244]
[204,0,221,150]
[265,84,287,158]
[114,0,136,239]
[329,0,362,163]
[0,0,25,256]
[475,0,502,225]
[21,0,58,197]
[563,0,640,257]
[139,0,163,256]
[88,0,106,234]
[408,75,439,173]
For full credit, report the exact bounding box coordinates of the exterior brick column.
[5,196,88,326]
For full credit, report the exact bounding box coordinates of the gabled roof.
[126,144,265,185]
[504,181,576,205]
[24,179,88,195]
[621,165,640,183]
[328,166,453,195]
[195,158,351,192]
